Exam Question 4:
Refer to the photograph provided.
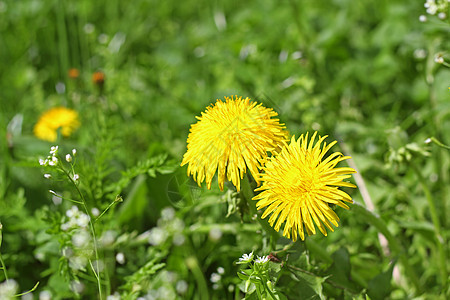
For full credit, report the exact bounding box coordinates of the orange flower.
[92,71,105,87]
[68,68,80,79]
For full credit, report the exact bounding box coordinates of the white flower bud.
[66,154,72,162]
[116,252,125,264]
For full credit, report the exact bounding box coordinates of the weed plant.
[0,0,449,299]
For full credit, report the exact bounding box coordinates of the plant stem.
[0,254,8,281]
[95,196,123,223]
[61,165,103,299]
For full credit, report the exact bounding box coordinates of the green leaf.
[367,262,395,300]
[326,247,359,292]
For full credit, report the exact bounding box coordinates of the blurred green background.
[0,0,449,299]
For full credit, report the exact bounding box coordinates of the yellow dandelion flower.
[181,95,287,192]
[253,132,356,241]
[34,107,80,142]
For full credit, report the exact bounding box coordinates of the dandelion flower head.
[253,132,356,241]
[181,96,287,191]
[34,107,80,142]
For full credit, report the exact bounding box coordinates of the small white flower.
[66,154,72,162]
[419,15,427,22]
[434,54,444,64]
[0,279,18,298]
[255,255,269,264]
[100,230,117,246]
[76,213,90,228]
[69,255,88,271]
[148,227,168,246]
[73,174,80,181]
[39,290,52,300]
[217,267,225,274]
[438,12,446,19]
[424,138,432,144]
[44,174,52,179]
[39,158,46,166]
[91,207,100,217]
[72,149,77,156]
[413,49,427,59]
[173,233,185,246]
[52,194,62,205]
[116,252,125,264]
[50,146,59,155]
[48,156,58,166]
[106,292,121,300]
[70,281,85,294]
[66,206,79,218]
[72,231,90,247]
[210,273,221,283]
[426,6,438,15]
[161,207,175,221]
[238,251,254,264]
[176,280,188,294]
[209,227,222,241]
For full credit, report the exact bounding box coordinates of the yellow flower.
[34,107,80,142]
[253,132,356,241]
[181,95,287,192]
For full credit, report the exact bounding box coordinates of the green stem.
[15,281,40,297]
[0,254,8,281]
[56,0,69,83]
[185,255,209,300]
[352,202,422,293]
[60,165,103,299]
[410,163,447,291]
[95,196,123,223]
[428,137,450,150]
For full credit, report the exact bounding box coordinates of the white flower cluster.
[148,207,185,247]
[423,0,448,19]
[210,266,225,290]
[39,146,59,167]
[61,206,90,231]
[0,279,18,300]
[39,146,79,180]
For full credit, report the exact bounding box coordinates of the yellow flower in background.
[181,95,287,192]
[253,132,356,241]
[34,107,80,142]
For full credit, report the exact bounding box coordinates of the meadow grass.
[0,0,449,299]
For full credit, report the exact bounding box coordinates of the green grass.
[0,0,449,299]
